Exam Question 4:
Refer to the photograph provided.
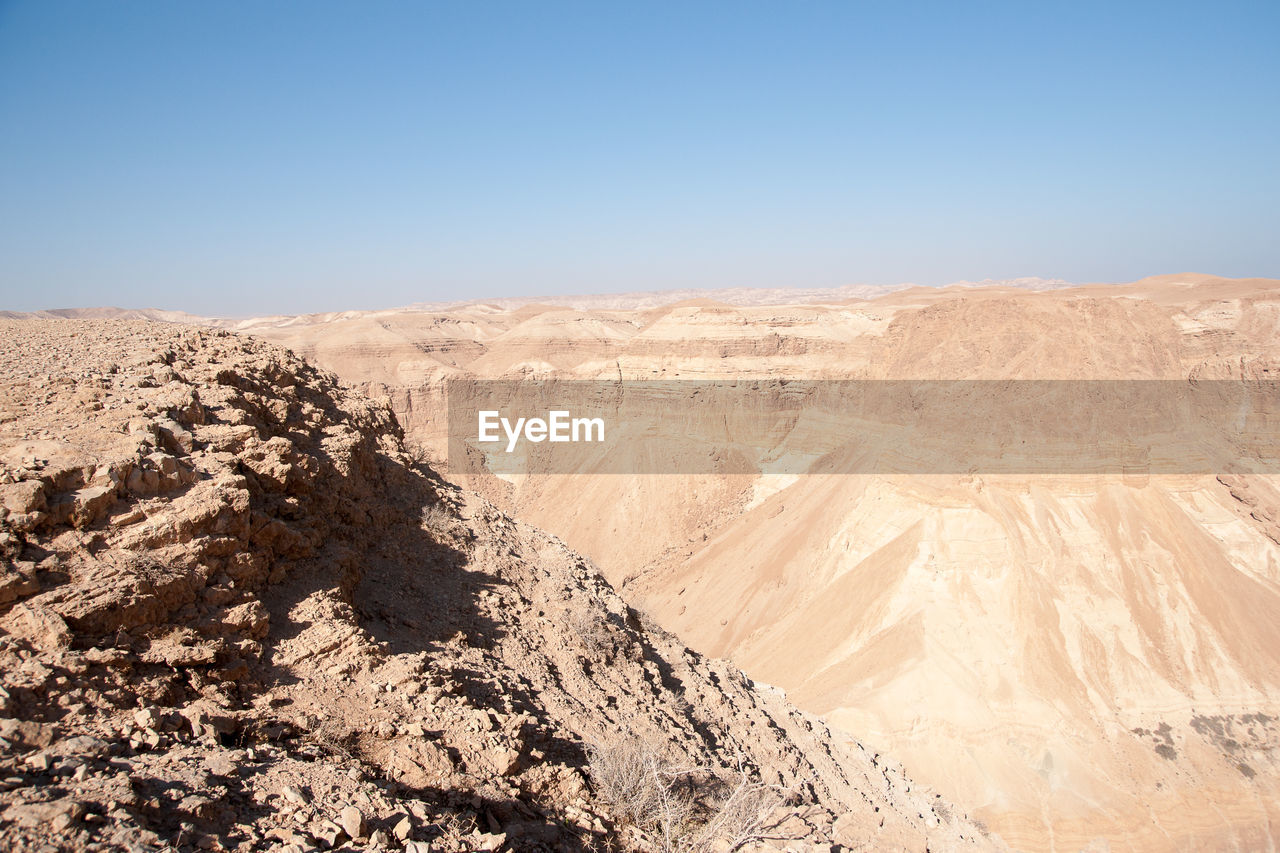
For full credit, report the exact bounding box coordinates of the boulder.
[339,804,366,840]
[0,602,73,652]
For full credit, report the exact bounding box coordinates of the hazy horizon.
[5,274,1078,318]
[2,1,1277,316]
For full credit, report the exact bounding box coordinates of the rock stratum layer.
[0,319,991,852]
[241,274,1280,852]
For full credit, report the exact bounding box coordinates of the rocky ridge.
[0,319,993,852]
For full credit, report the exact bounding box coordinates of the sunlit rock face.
[246,274,1280,851]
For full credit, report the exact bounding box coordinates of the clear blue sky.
[1,1,1277,315]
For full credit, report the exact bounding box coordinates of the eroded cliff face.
[240,275,1280,851]
[0,319,993,852]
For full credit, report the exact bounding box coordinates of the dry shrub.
[690,770,785,851]
[420,501,457,537]
[432,811,478,845]
[305,717,354,759]
[567,608,618,660]
[588,739,788,853]
[590,738,664,825]
[567,607,646,663]
[404,441,441,472]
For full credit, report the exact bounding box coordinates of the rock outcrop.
[0,319,993,852]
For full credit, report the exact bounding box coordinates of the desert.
[3,3,1278,851]
[4,285,1280,853]
[0,317,996,852]
[5,279,1280,852]
[228,273,1280,852]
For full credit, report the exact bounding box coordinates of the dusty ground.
[0,319,994,853]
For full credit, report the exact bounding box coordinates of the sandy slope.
[0,319,996,851]
[240,274,1280,851]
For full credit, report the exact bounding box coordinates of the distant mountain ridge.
[0,306,209,324]
[405,277,1075,312]
[3,277,1078,324]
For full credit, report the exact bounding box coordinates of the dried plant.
[567,608,618,660]
[589,738,791,852]
[420,501,456,536]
